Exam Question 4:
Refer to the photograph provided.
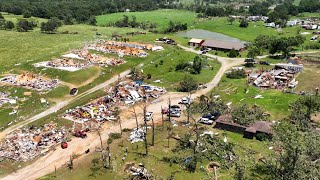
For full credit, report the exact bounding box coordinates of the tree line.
[0,0,158,24]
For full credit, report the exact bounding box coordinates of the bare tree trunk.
[98,129,103,150]
[192,117,199,172]
[118,117,123,135]
[161,106,164,131]
[168,98,171,123]
[143,105,148,156]
[151,117,155,146]
[107,144,111,167]
[132,106,139,130]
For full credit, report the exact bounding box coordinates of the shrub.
[226,69,246,79]
[159,59,164,65]
[177,75,198,92]
[146,74,151,79]
[228,48,239,58]
[256,133,270,141]
[175,62,191,71]
[239,19,249,28]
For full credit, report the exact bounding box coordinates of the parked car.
[178,97,192,105]
[170,105,181,112]
[199,118,214,125]
[145,112,153,121]
[201,112,221,121]
[168,110,181,117]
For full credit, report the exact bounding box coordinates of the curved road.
[1,45,245,180]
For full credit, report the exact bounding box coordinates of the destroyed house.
[275,63,304,73]
[201,40,245,51]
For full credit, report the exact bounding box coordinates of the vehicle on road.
[178,97,192,105]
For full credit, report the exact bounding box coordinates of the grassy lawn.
[136,46,221,91]
[0,86,50,129]
[212,71,299,120]
[194,17,300,42]
[41,123,270,180]
[296,64,320,92]
[96,9,198,32]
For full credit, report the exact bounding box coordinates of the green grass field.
[96,9,198,32]
[194,17,300,42]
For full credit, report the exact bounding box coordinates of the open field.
[296,64,320,92]
[194,17,301,42]
[41,123,270,180]
[96,9,198,32]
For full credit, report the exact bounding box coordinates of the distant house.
[201,40,246,52]
[214,115,273,140]
[188,38,204,47]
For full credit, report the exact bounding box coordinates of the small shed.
[188,38,204,47]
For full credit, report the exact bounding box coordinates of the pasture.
[96,9,198,32]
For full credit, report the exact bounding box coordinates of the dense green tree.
[239,19,249,28]
[192,56,202,74]
[23,11,31,18]
[4,20,14,30]
[0,13,3,19]
[231,104,267,126]
[261,122,320,179]
[228,48,239,57]
[16,19,34,32]
[40,17,62,33]
[178,75,198,92]
[288,95,320,131]
[87,16,97,26]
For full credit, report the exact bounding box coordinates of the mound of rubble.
[86,40,164,57]
[0,73,59,91]
[34,58,91,72]
[0,123,68,162]
[63,81,166,124]
[0,92,17,107]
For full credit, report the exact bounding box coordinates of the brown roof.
[202,40,245,50]
[246,121,272,134]
[216,115,246,128]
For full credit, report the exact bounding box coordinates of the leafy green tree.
[288,95,320,131]
[87,16,97,26]
[0,13,4,19]
[40,17,62,33]
[4,21,14,30]
[192,56,202,74]
[239,19,249,28]
[178,75,198,92]
[228,48,239,58]
[23,11,31,18]
[16,19,34,32]
[232,104,267,126]
[262,122,320,179]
